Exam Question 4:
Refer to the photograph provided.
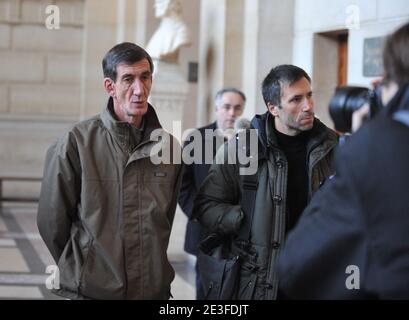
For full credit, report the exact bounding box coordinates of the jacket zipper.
[138,169,144,298]
[266,149,287,299]
[122,157,129,299]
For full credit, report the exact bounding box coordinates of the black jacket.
[277,87,409,299]
[194,112,338,299]
[178,122,224,255]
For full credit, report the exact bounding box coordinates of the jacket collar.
[250,111,338,156]
[101,97,163,144]
[203,121,227,142]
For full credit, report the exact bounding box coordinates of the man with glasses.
[178,88,246,299]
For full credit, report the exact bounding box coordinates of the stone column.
[80,0,149,119]
[148,61,189,139]
[197,0,245,127]
[242,0,295,118]
[197,0,294,125]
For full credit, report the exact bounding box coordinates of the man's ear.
[267,102,280,117]
[104,78,115,97]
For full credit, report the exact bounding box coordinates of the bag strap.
[237,172,259,242]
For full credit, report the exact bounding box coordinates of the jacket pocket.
[78,238,93,291]
[56,226,91,295]
[237,261,258,300]
[78,240,124,299]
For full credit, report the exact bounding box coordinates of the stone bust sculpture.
[146,0,192,64]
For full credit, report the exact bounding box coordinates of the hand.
[351,103,370,133]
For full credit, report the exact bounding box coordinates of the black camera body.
[329,86,383,132]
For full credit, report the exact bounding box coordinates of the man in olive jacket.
[194,65,338,299]
[37,42,182,300]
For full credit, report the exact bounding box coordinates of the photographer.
[276,22,409,299]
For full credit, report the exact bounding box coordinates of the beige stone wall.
[0,0,84,185]
[293,0,409,128]
[0,0,84,120]
[197,0,294,126]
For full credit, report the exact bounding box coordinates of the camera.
[329,86,383,132]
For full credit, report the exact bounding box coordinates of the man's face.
[215,92,245,130]
[269,77,314,136]
[105,59,152,121]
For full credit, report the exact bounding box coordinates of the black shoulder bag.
[197,172,259,300]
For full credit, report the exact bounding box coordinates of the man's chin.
[299,117,314,130]
[224,122,235,130]
[127,106,148,116]
[300,123,314,131]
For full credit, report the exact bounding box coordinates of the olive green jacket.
[37,99,182,300]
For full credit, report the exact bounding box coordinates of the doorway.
[313,30,349,128]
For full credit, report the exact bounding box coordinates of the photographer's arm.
[277,150,369,299]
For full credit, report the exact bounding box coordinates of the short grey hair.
[214,88,246,108]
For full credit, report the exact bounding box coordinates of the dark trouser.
[195,261,205,300]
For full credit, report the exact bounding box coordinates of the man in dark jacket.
[277,22,409,300]
[194,65,338,299]
[37,42,182,300]
[178,88,246,299]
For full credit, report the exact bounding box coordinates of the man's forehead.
[220,92,244,104]
[117,59,151,74]
[281,78,312,95]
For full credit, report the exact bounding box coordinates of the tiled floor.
[0,204,196,300]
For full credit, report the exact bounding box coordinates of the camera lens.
[329,86,370,132]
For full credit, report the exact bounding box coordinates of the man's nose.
[228,107,236,117]
[132,80,143,96]
[302,98,314,112]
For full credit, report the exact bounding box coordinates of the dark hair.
[261,64,311,108]
[102,42,154,82]
[214,88,246,106]
[383,22,409,86]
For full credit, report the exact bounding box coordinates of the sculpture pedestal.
[149,60,189,141]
